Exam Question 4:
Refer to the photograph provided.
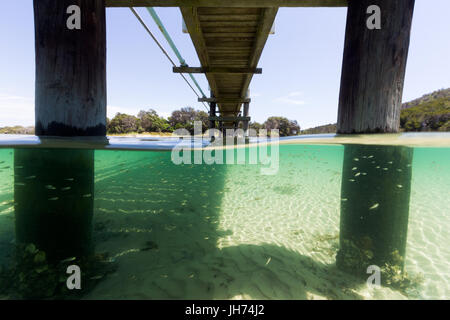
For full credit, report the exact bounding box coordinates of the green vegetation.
[0,126,34,134]
[263,117,300,136]
[401,88,450,110]
[400,95,450,132]
[107,107,209,135]
[300,88,450,134]
[301,123,336,135]
[106,108,300,136]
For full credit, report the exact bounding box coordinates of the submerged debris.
[141,240,158,251]
[0,243,117,300]
[336,239,423,297]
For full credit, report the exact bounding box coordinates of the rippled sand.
[0,143,449,300]
[85,145,449,300]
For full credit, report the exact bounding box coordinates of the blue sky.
[0,1,449,129]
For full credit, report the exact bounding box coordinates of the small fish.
[61,187,71,191]
[355,172,361,177]
[45,185,56,190]
[14,182,26,186]
[90,275,103,280]
[65,178,74,181]
[362,172,367,176]
[82,194,92,198]
[61,257,76,263]
[369,203,379,210]
[48,197,59,201]
[25,175,36,179]
[368,155,374,159]
[353,158,359,161]
[397,184,403,189]
[348,179,355,182]
[341,198,348,202]
[265,257,272,266]
[352,167,358,171]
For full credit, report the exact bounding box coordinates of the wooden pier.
[25,0,416,262]
[31,0,415,135]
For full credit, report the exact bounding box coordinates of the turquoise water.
[0,136,449,299]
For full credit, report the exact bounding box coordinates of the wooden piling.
[337,0,415,133]
[14,148,95,261]
[336,145,413,280]
[243,102,250,136]
[34,0,107,136]
[13,0,106,261]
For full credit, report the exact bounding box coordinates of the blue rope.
[146,7,207,99]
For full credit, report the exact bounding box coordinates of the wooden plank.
[200,21,259,28]
[203,33,256,38]
[199,15,261,22]
[198,8,261,14]
[180,7,220,96]
[202,27,258,33]
[106,0,348,7]
[205,41,253,48]
[173,66,262,74]
[199,98,251,103]
[240,7,278,98]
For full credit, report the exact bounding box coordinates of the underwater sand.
[0,139,449,300]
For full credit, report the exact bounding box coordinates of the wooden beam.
[199,98,251,103]
[173,66,262,74]
[337,0,415,133]
[106,0,348,7]
[240,7,278,98]
[209,116,251,122]
[180,7,220,97]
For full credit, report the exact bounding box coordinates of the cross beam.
[173,66,262,74]
[209,116,251,122]
[199,98,251,103]
[105,0,348,7]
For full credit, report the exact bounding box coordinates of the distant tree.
[249,122,262,130]
[169,107,208,134]
[137,109,170,132]
[108,113,140,134]
[288,120,301,135]
[300,123,337,135]
[264,116,300,136]
[400,96,450,132]
[195,110,209,133]
[0,126,34,134]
